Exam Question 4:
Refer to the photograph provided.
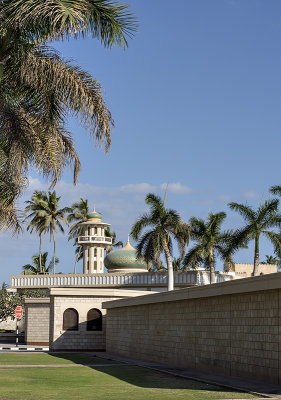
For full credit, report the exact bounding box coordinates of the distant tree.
[172,257,183,271]
[24,191,48,273]
[184,212,236,284]
[0,283,22,322]
[35,191,69,273]
[229,199,281,276]
[22,252,58,275]
[261,255,278,265]
[131,193,190,291]
[104,227,123,254]
[67,198,89,273]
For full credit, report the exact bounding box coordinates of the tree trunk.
[253,235,260,276]
[163,242,174,291]
[39,233,42,274]
[74,246,82,274]
[209,248,215,284]
[52,230,56,275]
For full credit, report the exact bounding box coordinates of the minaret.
[76,209,112,274]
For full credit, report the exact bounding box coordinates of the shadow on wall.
[51,307,106,351]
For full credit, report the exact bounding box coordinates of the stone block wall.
[104,273,281,385]
[24,298,50,345]
[49,288,154,351]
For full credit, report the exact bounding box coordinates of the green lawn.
[0,354,258,400]
[0,352,118,365]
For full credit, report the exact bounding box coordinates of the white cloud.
[24,178,193,200]
[160,182,193,194]
[218,194,231,202]
[243,191,260,199]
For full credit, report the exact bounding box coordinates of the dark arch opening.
[87,308,102,331]
[63,308,78,331]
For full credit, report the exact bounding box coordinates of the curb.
[0,347,49,351]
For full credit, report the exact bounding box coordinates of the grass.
[0,354,258,400]
[0,352,118,365]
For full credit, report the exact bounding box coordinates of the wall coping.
[103,272,281,309]
[49,288,156,297]
[24,298,50,304]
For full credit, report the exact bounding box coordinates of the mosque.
[9,210,277,351]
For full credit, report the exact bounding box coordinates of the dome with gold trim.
[104,240,149,273]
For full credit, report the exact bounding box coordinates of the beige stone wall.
[49,289,155,351]
[24,298,50,345]
[224,263,277,277]
[104,273,281,384]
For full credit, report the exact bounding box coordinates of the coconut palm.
[36,191,69,273]
[229,199,281,276]
[130,193,190,291]
[270,185,281,197]
[183,212,235,284]
[24,190,48,273]
[104,227,123,254]
[172,257,183,271]
[22,252,59,275]
[67,198,89,273]
[0,1,137,230]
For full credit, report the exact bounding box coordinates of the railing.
[10,271,234,289]
[76,236,112,244]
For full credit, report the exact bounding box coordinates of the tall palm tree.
[0,1,137,230]
[36,191,69,273]
[67,198,89,273]
[229,199,281,276]
[270,185,281,197]
[131,193,190,291]
[184,212,235,284]
[104,227,123,254]
[24,190,48,273]
[22,252,58,275]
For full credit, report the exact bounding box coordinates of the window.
[87,227,91,236]
[94,248,97,257]
[63,308,78,331]
[87,308,102,331]
[94,226,98,235]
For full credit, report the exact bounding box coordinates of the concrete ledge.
[24,298,50,304]
[103,272,281,309]
[49,288,156,297]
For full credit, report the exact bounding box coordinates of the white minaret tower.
[76,209,112,274]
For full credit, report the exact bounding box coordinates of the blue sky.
[1,0,281,283]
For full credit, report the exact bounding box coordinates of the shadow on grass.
[49,352,255,396]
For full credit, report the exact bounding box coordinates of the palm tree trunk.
[163,242,174,291]
[39,233,42,274]
[52,230,56,274]
[209,248,215,284]
[74,246,82,274]
[253,235,260,276]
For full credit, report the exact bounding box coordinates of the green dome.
[87,210,102,219]
[104,241,149,271]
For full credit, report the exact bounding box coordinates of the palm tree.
[0,1,137,230]
[36,191,69,273]
[270,185,281,196]
[104,227,124,254]
[131,193,190,291]
[183,212,235,284]
[24,190,48,273]
[22,252,58,275]
[67,198,89,273]
[229,199,281,276]
[172,257,183,272]
[262,255,278,265]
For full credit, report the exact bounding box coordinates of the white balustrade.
[10,271,233,289]
[77,235,112,244]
